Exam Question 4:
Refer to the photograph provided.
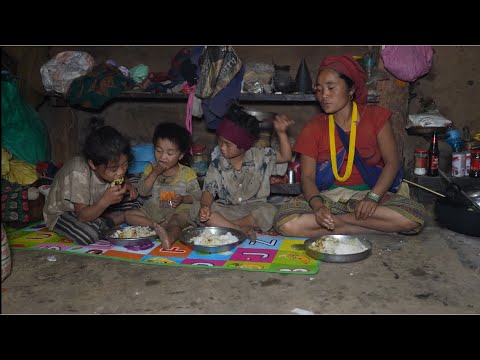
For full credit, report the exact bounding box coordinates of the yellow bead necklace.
[329,101,358,182]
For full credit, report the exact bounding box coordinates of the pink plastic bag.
[381,46,433,82]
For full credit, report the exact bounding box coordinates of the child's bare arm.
[273,114,294,163]
[198,191,214,222]
[74,186,127,222]
[138,162,168,196]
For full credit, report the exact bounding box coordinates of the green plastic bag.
[1,75,50,165]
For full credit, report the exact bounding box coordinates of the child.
[125,122,201,249]
[191,103,294,239]
[43,125,138,245]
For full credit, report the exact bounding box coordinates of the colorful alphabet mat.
[5,223,320,275]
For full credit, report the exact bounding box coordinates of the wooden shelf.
[118,91,319,103]
[49,91,379,108]
[119,91,379,103]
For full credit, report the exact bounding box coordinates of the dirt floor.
[1,205,479,315]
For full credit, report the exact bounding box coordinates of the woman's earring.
[349,93,354,100]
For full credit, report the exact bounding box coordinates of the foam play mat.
[5,223,320,274]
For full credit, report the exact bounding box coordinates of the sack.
[40,51,95,94]
[195,46,243,99]
[3,159,39,185]
[381,46,433,82]
[65,63,134,110]
[1,75,50,165]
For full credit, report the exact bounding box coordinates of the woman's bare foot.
[154,223,174,249]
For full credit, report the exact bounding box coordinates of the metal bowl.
[102,226,157,247]
[180,227,248,253]
[242,108,276,130]
[406,126,447,136]
[304,235,372,263]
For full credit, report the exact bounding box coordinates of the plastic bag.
[40,51,95,94]
[381,46,433,82]
[195,46,243,99]
[2,148,39,185]
[1,148,11,177]
[128,143,155,174]
[1,75,50,165]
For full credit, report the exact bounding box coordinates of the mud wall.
[3,46,478,173]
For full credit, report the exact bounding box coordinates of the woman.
[274,54,426,237]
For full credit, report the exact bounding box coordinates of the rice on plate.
[110,226,156,239]
[180,227,248,254]
[191,229,239,246]
[304,235,372,263]
[308,236,367,255]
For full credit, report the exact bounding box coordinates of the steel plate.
[180,227,248,253]
[102,226,157,247]
[304,235,372,263]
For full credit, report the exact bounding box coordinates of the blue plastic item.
[129,143,155,174]
[132,143,154,161]
[446,129,463,152]
[128,161,151,174]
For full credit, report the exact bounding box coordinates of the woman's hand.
[124,182,138,200]
[199,205,211,222]
[355,199,379,220]
[313,205,335,230]
[171,194,183,208]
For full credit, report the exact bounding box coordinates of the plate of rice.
[304,235,372,263]
[102,226,157,247]
[180,227,248,253]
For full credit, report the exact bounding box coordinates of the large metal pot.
[435,197,480,237]
[434,182,480,237]
[407,174,480,237]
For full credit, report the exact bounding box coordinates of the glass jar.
[191,144,209,177]
[469,149,480,178]
[414,149,428,176]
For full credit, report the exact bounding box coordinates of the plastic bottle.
[191,144,209,177]
[427,131,439,177]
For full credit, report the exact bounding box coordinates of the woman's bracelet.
[365,191,382,203]
[308,194,323,208]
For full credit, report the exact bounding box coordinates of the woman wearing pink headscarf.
[274,54,426,236]
[190,103,293,239]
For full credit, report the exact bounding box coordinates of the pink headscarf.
[216,117,257,151]
[318,54,368,104]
